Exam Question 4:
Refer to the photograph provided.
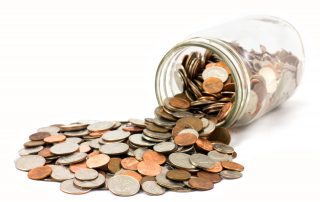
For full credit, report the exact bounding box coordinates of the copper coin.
[166,169,191,181]
[176,117,203,132]
[79,144,91,153]
[121,157,140,170]
[141,176,156,184]
[24,140,45,148]
[188,177,214,190]
[195,138,213,152]
[174,133,197,146]
[120,170,142,183]
[38,148,54,158]
[221,161,244,172]
[197,171,222,183]
[86,154,110,169]
[28,166,52,180]
[107,158,122,174]
[89,131,105,138]
[208,127,231,145]
[142,150,166,165]
[202,77,223,94]
[122,124,144,133]
[217,102,233,121]
[205,162,223,173]
[69,161,87,173]
[29,132,51,141]
[44,134,66,143]
[169,97,191,109]
[137,161,161,176]
[172,124,189,138]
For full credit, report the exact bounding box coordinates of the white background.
[0,0,319,201]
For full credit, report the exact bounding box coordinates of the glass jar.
[155,16,304,127]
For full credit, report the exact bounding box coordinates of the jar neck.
[155,37,251,127]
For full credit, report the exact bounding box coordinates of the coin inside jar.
[202,77,224,94]
[169,97,191,109]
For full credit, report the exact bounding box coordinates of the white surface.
[0,0,319,201]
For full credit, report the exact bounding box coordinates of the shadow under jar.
[155,16,304,127]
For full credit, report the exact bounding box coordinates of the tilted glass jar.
[155,16,304,127]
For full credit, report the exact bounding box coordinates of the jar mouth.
[155,37,251,127]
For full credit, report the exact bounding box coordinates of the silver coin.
[59,123,89,132]
[88,139,101,149]
[220,170,243,179]
[153,117,176,128]
[49,165,74,181]
[104,174,112,190]
[201,118,209,128]
[202,66,228,82]
[60,179,91,195]
[213,143,234,154]
[50,142,79,155]
[155,167,185,189]
[133,147,148,161]
[207,150,233,162]
[189,153,215,169]
[142,134,164,143]
[128,118,146,128]
[258,67,277,93]
[56,152,87,165]
[199,121,216,137]
[15,155,46,171]
[37,126,60,135]
[153,142,177,153]
[172,111,194,118]
[64,129,89,137]
[112,121,122,129]
[99,142,129,155]
[108,175,140,196]
[74,173,105,189]
[102,130,130,142]
[143,129,172,140]
[129,133,156,147]
[178,128,199,138]
[142,180,166,195]
[176,145,195,153]
[87,121,114,132]
[168,153,196,170]
[65,137,82,144]
[18,146,43,156]
[75,168,99,181]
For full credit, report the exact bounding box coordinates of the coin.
[19,146,44,156]
[176,117,203,132]
[86,154,110,169]
[74,173,105,189]
[38,148,54,158]
[213,143,234,154]
[195,138,213,152]
[65,137,82,144]
[49,165,74,181]
[128,118,146,128]
[119,170,142,183]
[202,77,223,94]
[60,179,91,195]
[155,167,185,189]
[64,129,89,137]
[221,161,244,172]
[121,157,139,170]
[129,133,155,147]
[208,150,233,162]
[69,162,87,173]
[141,176,156,184]
[220,170,242,179]
[168,153,196,170]
[137,161,161,176]
[188,177,214,190]
[166,169,191,181]
[56,152,87,165]
[208,127,231,145]
[146,122,169,133]
[205,162,223,173]
[107,157,122,174]
[108,175,140,196]
[99,142,129,155]
[37,126,60,135]
[50,142,79,155]
[169,97,191,109]
[143,129,172,140]
[142,181,166,195]
[87,121,114,132]
[174,133,197,146]
[142,150,166,165]
[190,153,215,169]
[197,171,222,183]
[15,155,46,171]
[23,140,45,148]
[202,66,229,82]
[28,166,52,180]
[102,130,130,142]
[217,102,233,121]
[59,123,88,132]
[75,168,99,181]
[29,132,51,141]
[153,142,177,153]
[44,134,66,143]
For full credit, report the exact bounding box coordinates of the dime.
[102,130,130,142]
[50,165,74,181]
[75,168,99,181]
[166,169,191,181]
[202,77,224,94]
[86,154,110,169]
[221,161,244,172]
[60,179,91,195]
[108,175,140,196]
[197,171,222,183]
[220,170,242,179]
[190,153,215,169]
[188,177,214,190]
[121,157,139,170]
[153,142,177,153]
[169,97,191,109]
[44,134,66,143]
[19,146,44,156]
[27,166,52,180]
[15,155,46,171]
[142,150,166,165]
[137,161,161,176]
[142,181,166,196]
[87,121,114,132]
[208,150,233,162]
[56,152,87,165]
[213,143,234,154]
[99,142,129,155]
[50,142,79,155]
[107,158,122,174]
[29,132,51,141]
[168,153,196,170]
[74,173,105,189]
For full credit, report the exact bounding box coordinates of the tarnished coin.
[108,175,140,196]
[64,130,89,137]
[190,153,215,169]
[166,169,191,181]
[146,122,169,133]
[44,134,66,143]
[142,181,166,196]
[75,168,99,181]
[169,97,191,109]
[188,177,214,190]
[176,117,203,132]
[23,140,45,148]
[29,132,51,141]
[60,179,91,195]
[208,150,233,162]
[220,170,242,179]
[15,155,46,171]
[202,66,228,82]
[57,152,87,165]
[59,123,89,132]
[155,167,185,189]
[168,153,196,170]
[129,133,155,147]
[172,111,194,118]
[208,127,231,145]
[19,146,44,156]
[143,129,172,140]
[197,171,222,183]
[205,162,223,173]
[221,161,244,172]
[107,158,122,174]
[87,121,114,132]
[50,165,74,181]
[137,161,161,176]
[128,118,146,128]
[195,138,213,152]
[217,102,233,121]
[37,126,60,135]
[121,157,139,170]
[86,154,110,169]
[50,142,79,155]
[153,142,177,153]
[99,142,129,155]
[202,77,223,94]
[102,130,130,142]
[143,150,166,165]
[38,148,54,158]
[74,173,105,189]
[28,166,52,180]
[213,143,234,154]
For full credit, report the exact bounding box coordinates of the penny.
[120,170,142,183]
[208,128,231,145]
[99,142,129,155]
[221,161,244,172]
[176,117,203,132]
[64,129,89,137]
[153,142,177,153]
[38,148,54,158]
[128,118,146,128]
[190,153,215,169]
[205,162,223,173]
[86,154,110,169]
[56,152,87,165]
[75,168,99,181]
[197,171,222,183]
[50,142,79,155]
[174,133,197,146]
[188,177,214,190]
[213,143,234,154]
[137,161,161,176]
[50,165,74,181]
[107,158,122,174]
[169,97,190,109]
[108,175,140,196]
[89,131,104,138]
[24,140,45,148]
[87,121,114,132]
[142,181,166,196]
[44,135,66,143]
[220,170,242,179]
[195,138,213,151]
[202,77,224,94]
[15,155,46,171]
[59,123,88,132]
[60,179,91,195]
[79,143,91,153]
[208,150,233,162]
[166,169,191,181]
[121,157,139,170]
[69,162,87,173]
[122,125,144,133]
[217,102,233,121]
[28,166,52,180]
[168,153,196,170]
[29,132,51,141]
[102,130,130,142]
[202,66,229,82]
[74,173,105,189]
[19,146,44,156]
[143,150,166,165]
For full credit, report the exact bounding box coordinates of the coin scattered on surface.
[60,179,91,195]
[108,175,140,196]
[50,142,79,155]
[166,169,191,181]
[86,154,110,169]
[137,161,161,176]
[188,177,214,190]
[142,181,166,196]
[74,173,106,189]
[220,170,243,179]
[28,166,52,180]
[75,168,99,181]
[15,155,46,171]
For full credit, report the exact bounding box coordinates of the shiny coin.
[59,123,88,132]
[50,165,74,181]
[128,118,146,128]
[153,142,177,153]
[86,154,110,168]
[220,170,242,179]
[19,146,44,156]
[108,175,140,196]
[60,179,91,195]
[143,150,166,165]
[50,142,79,155]
[75,168,99,181]
[188,177,214,190]
[166,169,191,181]
[15,155,46,171]
[64,129,89,137]
[190,153,215,169]
[121,157,139,170]
[137,161,161,176]
[28,166,52,180]
[169,97,191,109]
[107,158,122,174]
[99,142,129,155]
[56,152,87,165]
[87,121,114,132]
[142,181,166,196]
[29,132,51,141]
[202,66,228,82]
[74,173,105,189]
[168,153,196,170]
[23,140,45,148]
[44,134,66,143]
[197,171,222,183]
[202,77,224,94]
[221,161,244,172]
[208,150,233,162]
[129,133,155,147]
[102,130,130,142]
[213,143,234,154]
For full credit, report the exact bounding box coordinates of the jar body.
[156,16,304,127]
